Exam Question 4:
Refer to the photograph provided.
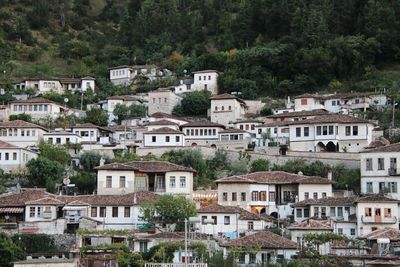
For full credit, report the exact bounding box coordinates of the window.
[179,176,186,187]
[322,192,327,198]
[365,208,372,217]
[91,207,97,217]
[224,216,230,225]
[350,229,356,236]
[316,126,321,135]
[345,126,351,136]
[124,207,130,217]
[304,127,309,137]
[21,130,25,136]
[366,182,373,193]
[248,221,254,230]
[328,126,334,135]
[249,254,256,264]
[296,127,301,137]
[251,191,259,201]
[304,208,310,217]
[269,192,275,202]
[330,207,336,217]
[379,182,385,193]
[211,216,217,225]
[139,242,148,252]
[99,207,106,217]
[321,207,326,216]
[29,207,35,217]
[337,207,343,217]
[175,136,180,142]
[5,153,9,160]
[165,136,170,142]
[389,182,397,193]
[313,192,318,200]
[112,207,118,217]
[223,192,228,201]
[353,126,358,136]
[384,208,392,218]
[13,153,17,160]
[37,207,42,218]
[106,176,112,188]
[241,192,246,201]
[332,100,336,106]
[338,228,343,235]
[301,99,308,105]
[232,192,237,201]
[296,209,302,218]
[259,191,266,201]
[322,126,328,135]
[169,176,176,188]
[314,207,319,216]
[152,136,156,142]
[119,176,126,188]
[378,158,385,170]
[366,158,373,171]
[304,192,309,200]
[201,216,207,224]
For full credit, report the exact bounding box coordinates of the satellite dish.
[64,98,69,103]
[63,178,71,185]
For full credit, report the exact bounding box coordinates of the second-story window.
[222,192,228,201]
[366,158,373,171]
[378,158,385,170]
[169,176,176,188]
[165,136,170,142]
[259,191,266,201]
[316,126,321,135]
[365,208,372,217]
[304,127,309,137]
[106,176,112,188]
[179,176,186,187]
[232,192,237,201]
[304,192,309,200]
[152,136,156,142]
[296,127,301,137]
[353,126,358,136]
[366,182,373,193]
[251,191,259,201]
[345,126,351,136]
[313,192,318,200]
[119,176,126,188]
[241,192,246,201]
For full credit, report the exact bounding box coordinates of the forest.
[0,0,399,100]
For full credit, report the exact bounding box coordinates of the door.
[375,208,382,223]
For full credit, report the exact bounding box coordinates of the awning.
[0,207,24,213]
[62,206,87,211]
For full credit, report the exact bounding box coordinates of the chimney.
[99,157,105,166]
[133,194,137,204]
[327,170,333,181]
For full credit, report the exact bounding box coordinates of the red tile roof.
[0,189,54,207]
[292,196,358,207]
[361,142,400,153]
[289,114,370,125]
[0,140,20,148]
[144,127,184,134]
[26,197,65,206]
[10,97,58,105]
[181,120,225,128]
[223,231,297,249]
[288,219,333,231]
[209,93,246,105]
[0,120,47,131]
[198,204,275,222]
[219,128,249,134]
[95,161,196,173]
[147,120,178,126]
[266,109,329,119]
[361,228,400,241]
[150,113,189,122]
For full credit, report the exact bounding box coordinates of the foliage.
[143,241,206,263]
[260,105,273,116]
[38,141,71,166]
[79,151,103,172]
[26,157,64,192]
[70,172,96,194]
[173,91,211,116]
[77,229,134,236]
[0,233,24,267]
[9,113,32,122]
[12,233,56,254]
[140,195,197,231]
[250,158,271,172]
[113,103,146,124]
[84,106,108,126]
[112,150,138,163]
[229,158,250,175]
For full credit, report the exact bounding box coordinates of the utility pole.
[392,100,398,128]
[185,218,188,267]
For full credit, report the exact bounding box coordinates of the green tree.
[250,158,271,172]
[70,172,96,194]
[0,233,24,267]
[260,105,272,116]
[79,151,103,172]
[9,114,32,122]
[229,158,249,175]
[26,157,64,192]
[38,142,71,166]
[173,91,211,116]
[113,103,146,124]
[140,195,197,231]
[85,107,108,126]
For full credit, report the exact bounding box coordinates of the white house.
[191,70,219,95]
[95,161,195,197]
[288,219,333,251]
[9,97,69,120]
[109,65,134,85]
[14,77,95,94]
[181,120,225,147]
[222,231,298,265]
[109,65,171,85]
[234,119,263,136]
[210,93,247,126]
[148,112,189,126]
[146,120,180,131]
[196,204,274,238]
[0,120,47,147]
[360,143,400,199]
[43,131,82,145]
[218,128,252,150]
[143,127,185,147]
[71,123,114,144]
[288,114,376,152]
[0,140,37,172]
[101,95,143,114]
[148,88,182,115]
[255,121,290,147]
[216,171,333,219]
[264,109,329,124]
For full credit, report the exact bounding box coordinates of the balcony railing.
[361,215,397,224]
[388,168,400,176]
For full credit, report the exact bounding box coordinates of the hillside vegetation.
[0,0,400,98]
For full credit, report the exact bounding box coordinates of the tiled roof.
[361,228,400,241]
[147,120,178,126]
[26,197,65,205]
[0,120,47,130]
[361,142,400,153]
[59,78,81,83]
[43,131,79,136]
[10,97,58,104]
[365,138,391,149]
[223,231,297,249]
[0,189,53,207]
[95,161,196,173]
[356,194,399,203]
[150,112,189,122]
[234,119,263,124]
[219,128,248,134]
[107,95,142,102]
[288,219,333,231]
[257,121,291,127]
[0,140,20,148]
[289,114,370,125]
[292,196,357,207]
[192,70,218,74]
[295,92,374,100]
[266,109,329,119]
[181,120,225,128]
[197,204,275,222]
[209,93,246,105]
[144,127,183,134]
[61,191,159,206]
[72,123,113,132]
[216,171,332,185]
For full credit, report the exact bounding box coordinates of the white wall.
[0,148,37,172]
[97,170,135,195]
[0,127,46,147]
[356,202,399,236]
[211,99,246,126]
[143,133,184,147]
[43,134,81,145]
[193,72,218,95]
[73,128,100,143]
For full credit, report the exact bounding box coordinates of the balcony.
[388,168,400,176]
[361,215,397,224]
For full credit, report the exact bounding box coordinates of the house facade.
[0,120,47,147]
[181,120,225,147]
[43,131,82,145]
[9,97,68,120]
[210,93,247,126]
[143,127,185,147]
[14,77,95,94]
[71,123,113,144]
[148,88,182,115]
[0,140,37,172]
[192,70,219,95]
[95,161,195,197]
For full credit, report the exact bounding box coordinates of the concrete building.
[181,120,225,147]
[0,120,47,147]
[0,140,37,172]
[9,97,69,121]
[210,93,247,126]
[148,88,182,115]
[43,131,82,145]
[14,77,95,94]
[143,127,185,147]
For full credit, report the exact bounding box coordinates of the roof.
[198,204,275,222]
[14,258,78,264]
[0,120,47,131]
[95,161,196,173]
[150,112,189,122]
[361,142,400,153]
[107,95,142,102]
[192,70,218,74]
[43,131,79,136]
[209,93,246,105]
[266,109,329,119]
[289,114,370,125]
[0,189,54,207]
[258,121,291,127]
[26,197,65,206]
[216,171,332,185]
[108,65,132,70]
[292,196,357,207]
[288,219,333,231]
[81,76,96,80]
[0,140,20,149]
[147,120,178,126]
[234,119,263,124]
[219,128,248,134]
[143,127,184,134]
[72,123,112,132]
[295,92,374,100]
[361,228,400,241]
[222,231,297,249]
[10,97,59,105]
[59,77,81,83]
[356,194,399,203]
[181,120,225,128]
